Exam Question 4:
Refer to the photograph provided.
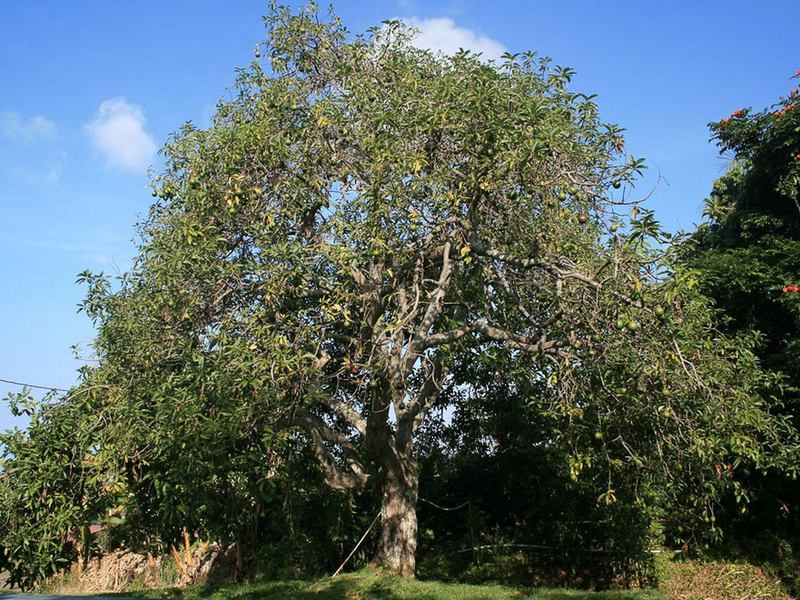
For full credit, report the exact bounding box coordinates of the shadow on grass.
[97,575,665,600]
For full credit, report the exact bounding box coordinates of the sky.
[1,0,798,431]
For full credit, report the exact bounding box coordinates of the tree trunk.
[372,458,418,576]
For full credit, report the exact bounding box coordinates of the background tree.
[681,74,800,584]
[0,388,117,590]
[688,76,800,403]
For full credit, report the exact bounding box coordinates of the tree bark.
[372,452,418,577]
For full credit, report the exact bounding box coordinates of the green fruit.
[368,380,378,390]
[591,333,601,343]
[654,305,666,318]
[567,185,578,196]
[612,181,621,189]
[577,212,589,224]
[557,190,568,201]
[615,319,626,330]
[609,223,619,233]
[626,320,639,332]
[594,431,604,440]
[588,348,597,357]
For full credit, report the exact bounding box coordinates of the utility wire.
[331,510,382,578]
[0,378,68,393]
[419,497,470,512]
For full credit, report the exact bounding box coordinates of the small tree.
[73,4,797,576]
[0,389,115,590]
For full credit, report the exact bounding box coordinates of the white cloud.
[17,151,65,186]
[403,17,506,61]
[43,151,66,185]
[0,112,58,142]
[85,98,156,173]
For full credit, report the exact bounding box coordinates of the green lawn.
[122,569,666,600]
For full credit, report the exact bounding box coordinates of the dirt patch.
[45,543,235,594]
[662,560,791,600]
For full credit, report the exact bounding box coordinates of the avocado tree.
[71,4,798,576]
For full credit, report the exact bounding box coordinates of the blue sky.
[1,0,798,431]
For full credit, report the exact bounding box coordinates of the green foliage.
[414,363,657,588]
[690,75,800,389]
[1,3,799,589]
[415,332,797,585]
[0,388,118,590]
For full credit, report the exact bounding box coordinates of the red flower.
[731,109,746,118]
[783,285,800,293]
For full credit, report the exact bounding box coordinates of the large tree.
[70,4,797,577]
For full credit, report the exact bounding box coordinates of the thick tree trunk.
[372,458,418,576]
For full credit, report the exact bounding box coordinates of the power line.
[0,378,68,393]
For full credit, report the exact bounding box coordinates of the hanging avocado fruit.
[654,305,666,318]
[609,222,619,233]
[612,181,621,189]
[615,318,626,330]
[626,320,639,332]
[577,212,589,224]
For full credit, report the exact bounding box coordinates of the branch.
[473,322,564,354]
[309,351,367,435]
[316,395,367,436]
[293,408,373,491]
[470,240,644,308]
[418,323,479,350]
[405,241,454,366]
[402,353,449,433]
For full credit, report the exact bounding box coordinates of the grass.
[117,569,666,600]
